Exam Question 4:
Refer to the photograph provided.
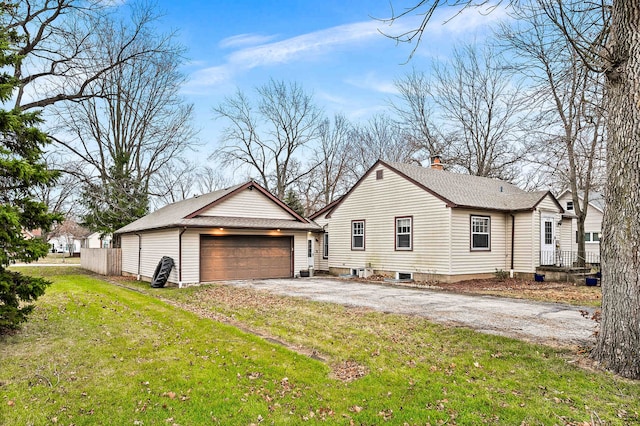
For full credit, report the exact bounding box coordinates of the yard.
[1,267,636,425]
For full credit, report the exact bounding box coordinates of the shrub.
[494,269,509,281]
[0,269,51,333]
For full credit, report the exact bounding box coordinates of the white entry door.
[307,238,314,270]
[540,216,556,265]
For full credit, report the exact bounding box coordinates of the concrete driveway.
[222,277,597,348]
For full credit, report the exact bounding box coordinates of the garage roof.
[115,181,322,234]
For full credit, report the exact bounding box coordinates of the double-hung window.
[352,220,365,250]
[471,215,491,251]
[395,217,412,250]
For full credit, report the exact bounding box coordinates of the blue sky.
[152,1,509,157]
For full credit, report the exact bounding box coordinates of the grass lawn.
[1,268,638,425]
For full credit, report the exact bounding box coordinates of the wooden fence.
[81,248,122,276]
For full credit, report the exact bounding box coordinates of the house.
[115,181,322,286]
[310,159,571,282]
[82,232,112,249]
[557,190,603,264]
[48,220,90,254]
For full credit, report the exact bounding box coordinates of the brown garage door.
[200,236,293,281]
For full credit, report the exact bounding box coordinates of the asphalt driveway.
[221,277,597,348]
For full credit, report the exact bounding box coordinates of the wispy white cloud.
[185,5,507,92]
[423,2,511,37]
[219,33,279,49]
[186,19,397,90]
[345,72,398,95]
[227,20,384,68]
[183,65,232,94]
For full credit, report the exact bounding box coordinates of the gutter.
[136,233,142,280]
[510,214,515,277]
[178,227,187,288]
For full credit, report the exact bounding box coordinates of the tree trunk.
[593,0,640,379]
[576,215,586,267]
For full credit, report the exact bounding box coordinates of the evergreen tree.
[0,4,61,332]
[80,153,149,245]
[284,190,305,217]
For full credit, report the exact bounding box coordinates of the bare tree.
[349,113,422,180]
[391,68,450,160]
[195,165,234,196]
[293,114,354,214]
[33,152,83,217]
[500,4,607,267]
[430,44,529,181]
[150,160,198,208]
[8,0,175,111]
[381,0,640,380]
[47,6,195,235]
[213,79,323,199]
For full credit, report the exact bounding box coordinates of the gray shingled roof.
[385,161,553,211]
[115,183,321,234]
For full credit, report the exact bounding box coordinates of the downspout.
[136,233,142,280]
[178,227,187,288]
[510,214,515,278]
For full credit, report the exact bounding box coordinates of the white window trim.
[395,216,412,251]
[471,215,491,251]
[323,232,329,259]
[352,220,365,250]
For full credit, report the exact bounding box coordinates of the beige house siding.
[327,164,451,276]
[122,229,180,283]
[557,192,603,262]
[584,204,603,261]
[180,228,309,284]
[559,216,574,257]
[449,209,509,275]
[121,234,139,276]
[198,187,294,220]
[140,229,180,283]
[511,211,535,273]
[312,214,330,272]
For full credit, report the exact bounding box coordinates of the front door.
[307,238,314,272]
[540,216,556,265]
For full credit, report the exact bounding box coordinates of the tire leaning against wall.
[151,256,174,288]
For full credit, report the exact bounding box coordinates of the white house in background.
[115,181,322,286]
[311,159,572,282]
[48,235,82,254]
[557,190,603,264]
[82,232,112,249]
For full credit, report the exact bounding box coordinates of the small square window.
[566,201,574,211]
[584,232,591,242]
[376,170,383,180]
[593,232,600,242]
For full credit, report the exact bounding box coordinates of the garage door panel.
[200,236,292,281]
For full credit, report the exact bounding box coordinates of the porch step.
[535,266,599,284]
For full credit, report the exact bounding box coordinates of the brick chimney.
[430,155,444,170]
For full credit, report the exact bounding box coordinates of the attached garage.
[200,235,293,281]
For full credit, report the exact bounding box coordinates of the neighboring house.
[115,181,322,286]
[310,159,571,283]
[557,190,603,264]
[48,235,82,254]
[22,228,42,240]
[82,232,112,249]
[48,219,91,254]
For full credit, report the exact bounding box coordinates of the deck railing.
[540,250,600,267]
